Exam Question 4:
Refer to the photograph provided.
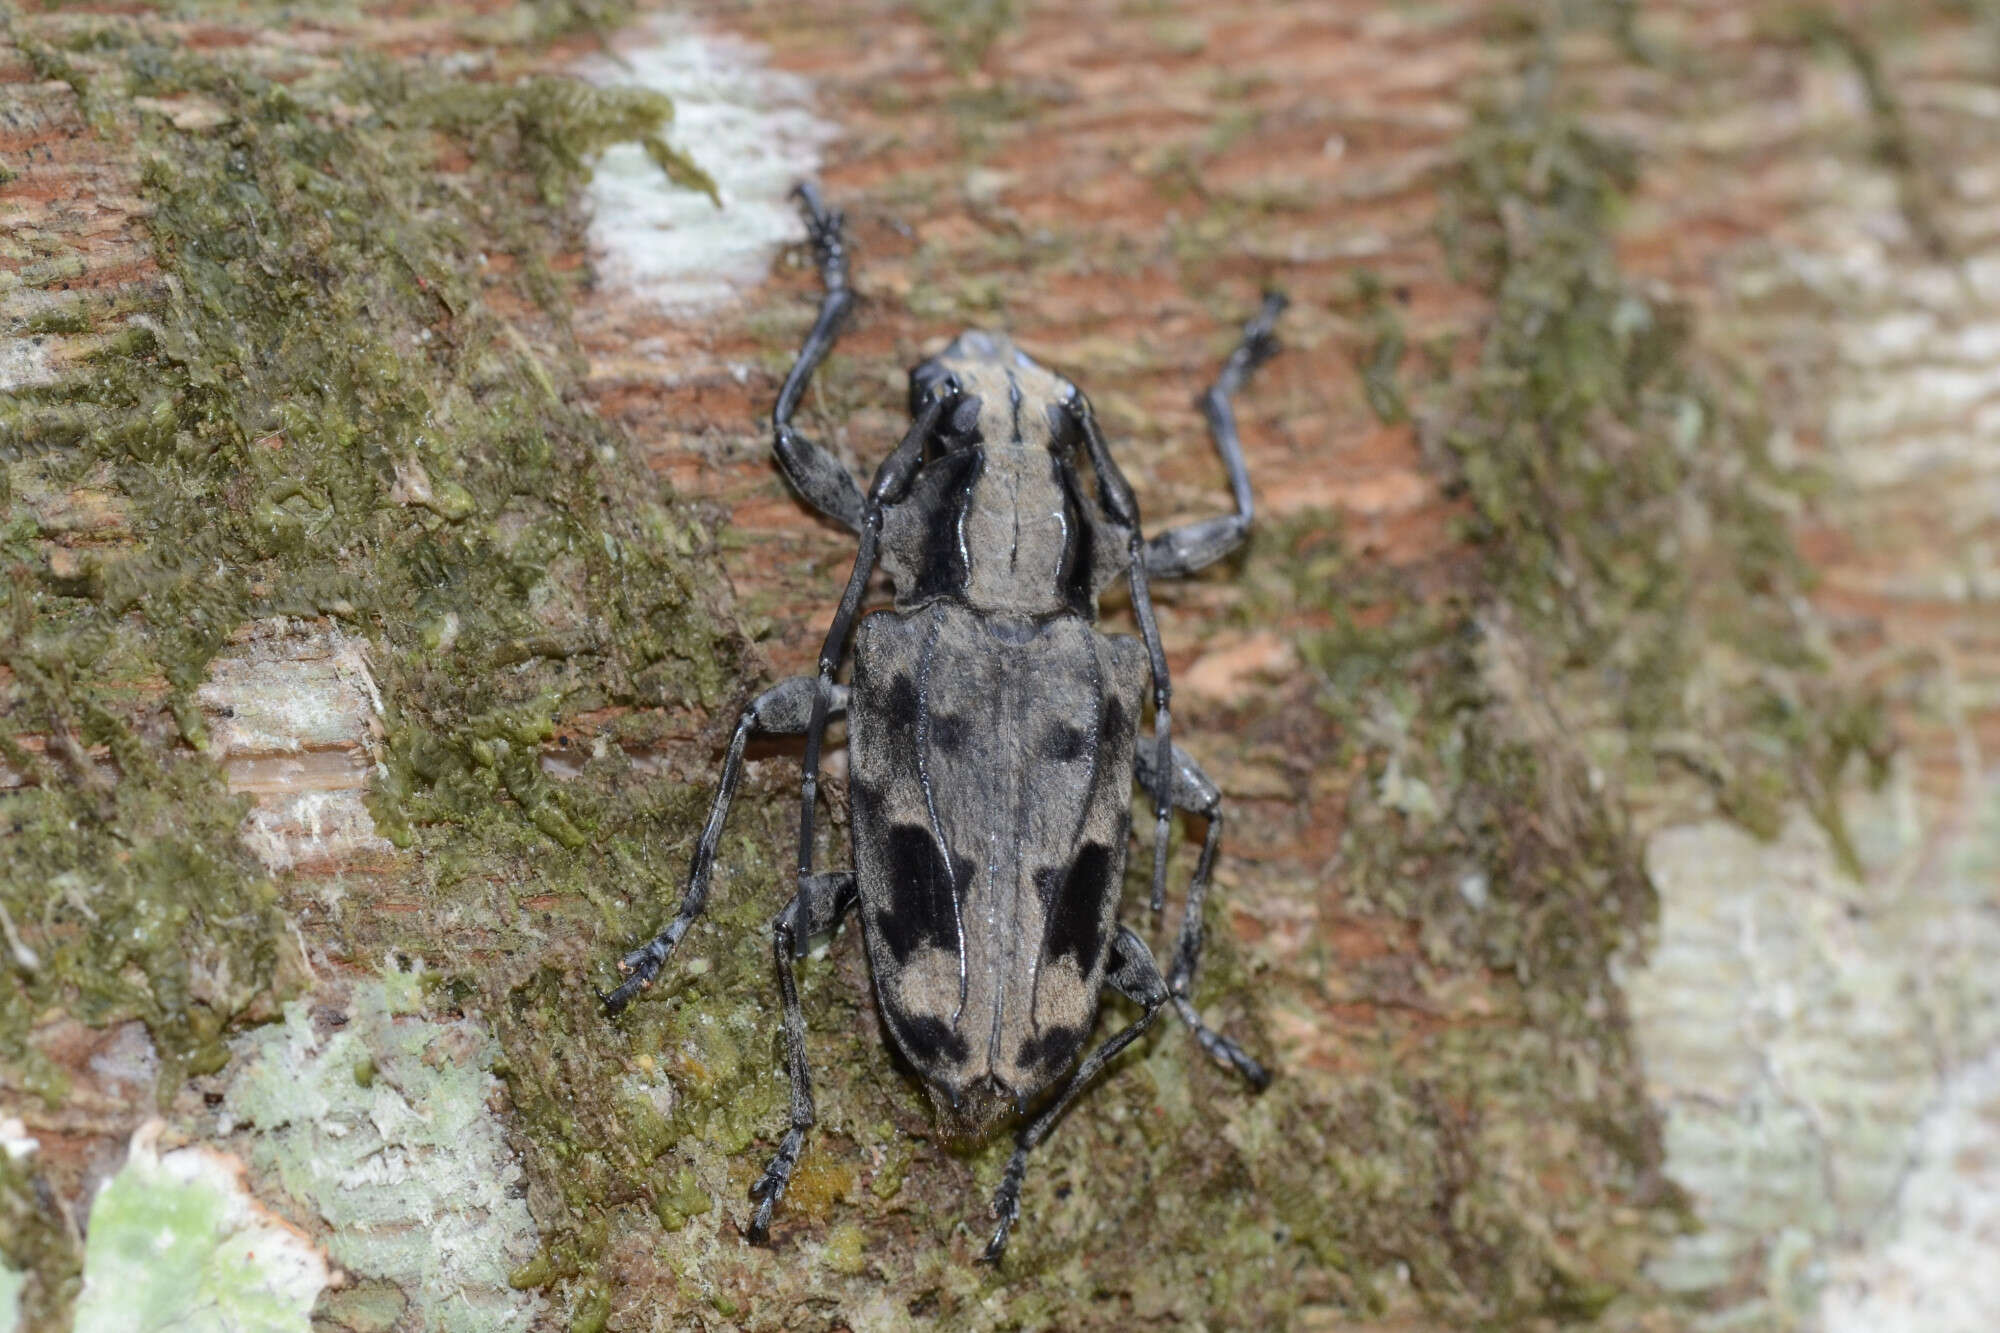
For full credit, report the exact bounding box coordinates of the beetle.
[604,183,1283,1262]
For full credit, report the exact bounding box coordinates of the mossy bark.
[5,2,1991,1332]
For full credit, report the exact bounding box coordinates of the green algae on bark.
[1433,27,1889,864]
[1203,8,1893,1326]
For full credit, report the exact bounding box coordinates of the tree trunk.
[3,1,1996,1331]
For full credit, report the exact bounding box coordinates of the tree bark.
[3,2,1997,1331]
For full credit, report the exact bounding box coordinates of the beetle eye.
[1044,402,1081,450]
[909,363,957,415]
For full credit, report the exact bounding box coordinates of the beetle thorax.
[880,331,1127,619]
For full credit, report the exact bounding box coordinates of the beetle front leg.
[771,183,868,532]
[1143,291,1287,580]
[748,868,858,1243]
[982,927,1169,1263]
[792,394,945,951]
[600,677,848,1014]
[1134,741,1271,1090]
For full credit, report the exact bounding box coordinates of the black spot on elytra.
[882,673,919,739]
[886,1008,970,1068]
[1101,696,1132,750]
[1040,842,1114,972]
[1015,1024,1087,1077]
[930,711,970,754]
[1042,722,1090,763]
[874,824,959,965]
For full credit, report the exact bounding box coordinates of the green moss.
[1,11,736,1325]
[0,1147,78,1333]
[1433,28,1889,868]
[1169,5,1888,1325]
[0,19,733,1028]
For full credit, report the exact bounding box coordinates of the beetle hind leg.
[600,677,846,1014]
[981,927,1169,1264]
[1134,741,1272,1090]
[749,868,858,1242]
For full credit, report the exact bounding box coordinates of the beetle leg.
[981,927,1169,1264]
[1143,291,1288,580]
[772,183,868,532]
[1133,741,1272,1091]
[793,394,946,948]
[600,677,848,1015]
[747,867,859,1244]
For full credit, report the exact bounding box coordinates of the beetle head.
[910,331,1079,454]
[927,1075,1025,1141]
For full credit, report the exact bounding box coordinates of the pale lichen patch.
[1631,771,2000,1327]
[576,18,838,314]
[1820,1046,2000,1333]
[71,1120,328,1333]
[219,974,543,1333]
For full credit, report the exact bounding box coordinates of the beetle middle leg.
[1135,740,1271,1090]
[982,926,1169,1264]
[601,676,848,1015]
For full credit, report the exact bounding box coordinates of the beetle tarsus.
[1175,995,1272,1091]
[747,1126,807,1243]
[1240,288,1288,370]
[600,943,667,1015]
[979,1148,1028,1264]
[791,181,848,290]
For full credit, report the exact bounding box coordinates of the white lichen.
[72,1120,327,1333]
[1631,771,2000,1328]
[576,18,838,313]
[219,970,543,1333]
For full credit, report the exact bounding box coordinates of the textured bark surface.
[3,1,1996,1331]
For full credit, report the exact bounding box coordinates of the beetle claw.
[601,942,672,1015]
[979,1196,1020,1265]
[745,1127,806,1243]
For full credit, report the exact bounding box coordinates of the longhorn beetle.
[605,184,1283,1262]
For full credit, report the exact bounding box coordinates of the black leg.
[748,868,859,1243]
[1076,398,1176,913]
[1143,292,1287,579]
[1134,741,1270,1090]
[791,391,947,944]
[601,676,847,1014]
[772,184,868,533]
[982,926,1170,1263]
